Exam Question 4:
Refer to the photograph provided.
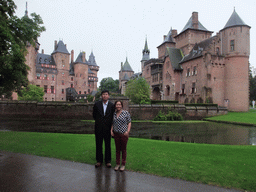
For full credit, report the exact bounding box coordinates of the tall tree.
[125,77,151,104]
[0,0,45,97]
[99,77,119,93]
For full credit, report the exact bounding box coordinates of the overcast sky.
[13,0,255,83]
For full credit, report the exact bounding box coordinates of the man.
[93,90,115,168]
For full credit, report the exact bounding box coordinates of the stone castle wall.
[0,98,227,120]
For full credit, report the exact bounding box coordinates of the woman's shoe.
[114,165,120,171]
[120,165,125,172]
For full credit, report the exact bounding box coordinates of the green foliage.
[18,84,44,102]
[153,110,167,121]
[249,71,256,101]
[154,110,183,121]
[99,77,119,93]
[0,0,45,96]
[86,94,94,102]
[125,77,150,104]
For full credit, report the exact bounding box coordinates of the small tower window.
[230,40,235,51]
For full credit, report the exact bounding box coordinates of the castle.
[119,10,250,111]
[25,40,99,101]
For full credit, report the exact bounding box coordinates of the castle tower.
[157,27,177,59]
[87,51,99,91]
[141,38,150,73]
[119,57,134,94]
[220,9,250,111]
[52,40,70,101]
[73,52,89,94]
[175,12,213,55]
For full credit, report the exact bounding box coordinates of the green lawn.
[0,131,255,191]
[205,109,256,125]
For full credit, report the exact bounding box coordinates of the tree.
[18,84,44,102]
[250,72,256,102]
[125,77,151,104]
[0,0,45,97]
[99,77,119,93]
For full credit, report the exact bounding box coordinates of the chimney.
[163,35,166,41]
[172,29,177,37]
[65,44,67,48]
[82,52,86,63]
[121,62,123,71]
[42,49,44,54]
[192,12,198,29]
[71,50,74,63]
[54,40,57,50]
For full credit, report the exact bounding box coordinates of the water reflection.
[131,122,256,145]
[0,118,255,145]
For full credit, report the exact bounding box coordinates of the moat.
[0,118,255,145]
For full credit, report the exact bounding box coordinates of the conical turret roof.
[52,40,70,54]
[121,57,133,71]
[222,9,250,30]
[88,51,98,66]
[74,52,88,64]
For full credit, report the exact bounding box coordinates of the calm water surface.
[0,119,255,145]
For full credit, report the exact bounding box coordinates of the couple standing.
[93,90,131,172]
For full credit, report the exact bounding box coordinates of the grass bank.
[205,109,256,126]
[0,131,255,191]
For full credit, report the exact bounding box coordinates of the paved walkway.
[0,151,242,192]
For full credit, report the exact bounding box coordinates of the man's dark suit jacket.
[93,100,115,134]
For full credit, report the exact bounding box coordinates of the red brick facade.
[141,10,250,111]
[25,40,99,101]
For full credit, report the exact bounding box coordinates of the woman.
[111,100,131,172]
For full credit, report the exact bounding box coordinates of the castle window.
[181,84,185,95]
[71,83,73,88]
[62,72,65,76]
[230,40,235,51]
[88,89,90,93]
[62,80,64,85]
[216,47,220,55]
[52,75,55,81]
[44,74,47,80]
[192,66,197,76]
[166,85,170,96]
[192,83,196,94]
[186,68,190,77]
[37,74,40,79]
[51,86,54,94]
[44,85,47,93]
[71,77,73,81]
[62,89,64,94]
[79,91,81,94]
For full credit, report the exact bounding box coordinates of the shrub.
[153,110,167,121]
[154,110,183,121]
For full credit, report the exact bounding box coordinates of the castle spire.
[142,37,150,61]
[25,2,28,16]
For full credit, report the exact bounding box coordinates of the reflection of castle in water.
[131,122,256,145]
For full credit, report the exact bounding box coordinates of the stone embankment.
[0,98,227,120]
